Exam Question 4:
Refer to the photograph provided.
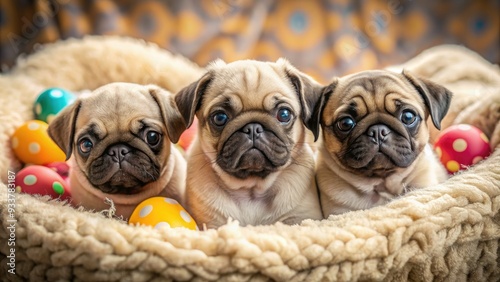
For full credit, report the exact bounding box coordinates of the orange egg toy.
[11,120,66,165]
[434,124,491,174]
[129,197,198,230]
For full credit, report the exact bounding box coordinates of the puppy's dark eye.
[401,110,417,125]
[277,108,292,123]
[79,138,93,154]
[145,131,161,146]
[212,112,229,127]
[337,117,356,132]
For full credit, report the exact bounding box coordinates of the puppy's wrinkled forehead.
[203,60,298,112]
[330,70,424,118]
[76,83,163,137]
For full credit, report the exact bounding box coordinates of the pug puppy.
[48,82,187,219]
[174,58,324,229]
[312,70,452,216]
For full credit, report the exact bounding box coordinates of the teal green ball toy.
[34,88,76,123]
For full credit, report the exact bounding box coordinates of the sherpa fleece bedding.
[0,36,499,281]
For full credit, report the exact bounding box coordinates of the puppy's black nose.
[242,123,264,141]
[107,144,130,162]
[367,124,391,144]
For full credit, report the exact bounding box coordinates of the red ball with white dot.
[14,165,71,200]
[434,124,491,174]
[128,197,198,230]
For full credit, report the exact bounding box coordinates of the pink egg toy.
[14,165,71,200]
[434,124,491,174]
[44,162,70,183]
[177,117,198,151]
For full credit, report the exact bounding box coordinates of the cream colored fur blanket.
[1,36,499,281]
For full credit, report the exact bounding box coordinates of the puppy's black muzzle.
[89,143,160,194]
[344,121,417,176]
[218,121,290,179]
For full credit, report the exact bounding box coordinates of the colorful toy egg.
[11,120,66,165]
[434,124,491,174]
[34,87,76,123]
[44,162,70,183]
[14,165,71,200]
[129,197,198,230]
[177,117,198,151]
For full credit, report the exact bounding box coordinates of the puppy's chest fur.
[222,188,278,225]
[186,140,320,228]
[318,144,447,215]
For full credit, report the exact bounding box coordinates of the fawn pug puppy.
[174,59,323,229]
[48,82,186,219]
[312,70,452,216]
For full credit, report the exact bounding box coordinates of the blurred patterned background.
[1,0,499,83]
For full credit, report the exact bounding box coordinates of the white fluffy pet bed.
[0,36,499,281]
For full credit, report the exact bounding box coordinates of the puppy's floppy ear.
[309,79,338,141]
[280,59,324,140]
[174,71,213,128]
[402,70,453,130]
[48,100,82,160]
[148,86,186,143]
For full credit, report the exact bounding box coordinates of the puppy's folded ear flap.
[148,86,186,143]
[309,79,338,141]
[402,70,453,130]
[283,64,325,141]
[48,100,82,160]
[174,71,213,128]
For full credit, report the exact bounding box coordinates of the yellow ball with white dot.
[129,197,198,230]
[11,120,66,165]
